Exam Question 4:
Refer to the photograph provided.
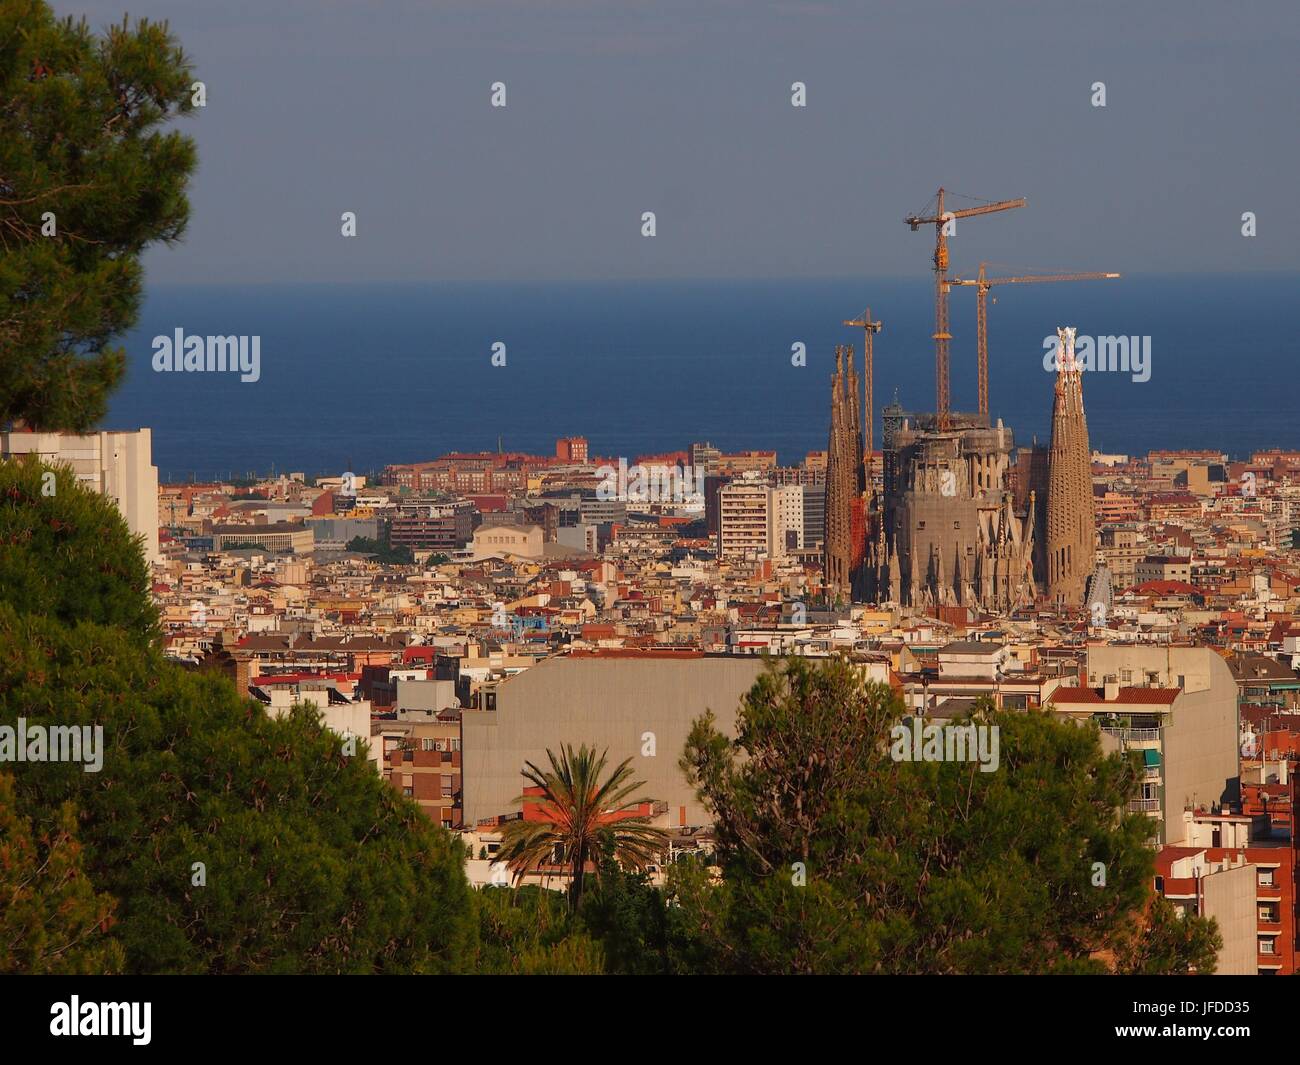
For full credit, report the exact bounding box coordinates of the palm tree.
[496,744,669,910]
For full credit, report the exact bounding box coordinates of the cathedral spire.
[1045,327,1096,604]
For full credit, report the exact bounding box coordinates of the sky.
[69,0,1300,284]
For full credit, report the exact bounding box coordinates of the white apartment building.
[1052,645,1239,846]
[717,476,804,561]
[1,428,160,564]
[768,484,804,559]
[717,476,769,560]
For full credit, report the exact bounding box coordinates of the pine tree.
[0,773,124,974]
[0,0,198,431]
[678,655,1220,975]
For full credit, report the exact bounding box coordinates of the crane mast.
[843,308,882,471]
[948,264,1121,418]
[905,188,1025,430]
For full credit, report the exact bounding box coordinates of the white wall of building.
[2,429,160,564]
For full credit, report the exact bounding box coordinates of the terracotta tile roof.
[1051,686,1180,706]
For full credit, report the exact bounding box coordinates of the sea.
[104,274,1300,483]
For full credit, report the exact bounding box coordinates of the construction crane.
[948,263,1121,418]
[905,188,1026,430]
[842,308,882,464]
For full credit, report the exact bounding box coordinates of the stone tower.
[1045,327,1096,604]
[824,344,866,602]
[867,412,1037,611]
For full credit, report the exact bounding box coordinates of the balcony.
[1102,727,1160,743]
[1128,798,1161,813]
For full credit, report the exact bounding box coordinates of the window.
[1259,939,1275,955]
[1259,869,1275,886]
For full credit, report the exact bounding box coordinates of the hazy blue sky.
[73,0,1300,283]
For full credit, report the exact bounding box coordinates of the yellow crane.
[842,308,882,461]
[905,188,1026,430]
[948,263,1121,418]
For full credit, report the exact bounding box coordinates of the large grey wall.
[1202,863,1256,975]
[1088,645,1239,844]
[461,655,766,827]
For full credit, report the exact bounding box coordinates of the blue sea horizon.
[105,274,1299,482]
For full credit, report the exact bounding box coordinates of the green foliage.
[0,457,158,644]
[1114,896,1222,975]
[0,771,124,974]
[576,851,672,974]
[0,604,475,973]
[471,886,603,975]
[345,536,413,565]
[0,0,198,431]
[677,655,1213,975]
[496,744,669,911]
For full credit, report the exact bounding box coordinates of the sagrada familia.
[824,327,1096,611]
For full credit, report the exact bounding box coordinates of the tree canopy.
[1,0,197,431]
[0,455,159,642]
[677,655,1220,975]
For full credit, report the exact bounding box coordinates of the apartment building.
[802,483,826,549]
[389,499,473,552]
[768,484,804,558]
[714,449,777,475]
[898,640,1075,714]
[1155,798,1297,975]
[555,436,588,463]
[1134,555,1194,587]
[1053,645,1239,845]
[377,711,463,828]
[717,476,770,560]
[1,428,160,563]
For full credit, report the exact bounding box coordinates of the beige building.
[1052,645,1239,845]
[212,522,314,555]
[717,475,802,561]
[461,651,766,827]
[717,476,770,560]
[1133,555,1193,586]
[1,428,160,563]
[1165,813,1262,976]
[1098,527,1146,590]
[472,523,543,560]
